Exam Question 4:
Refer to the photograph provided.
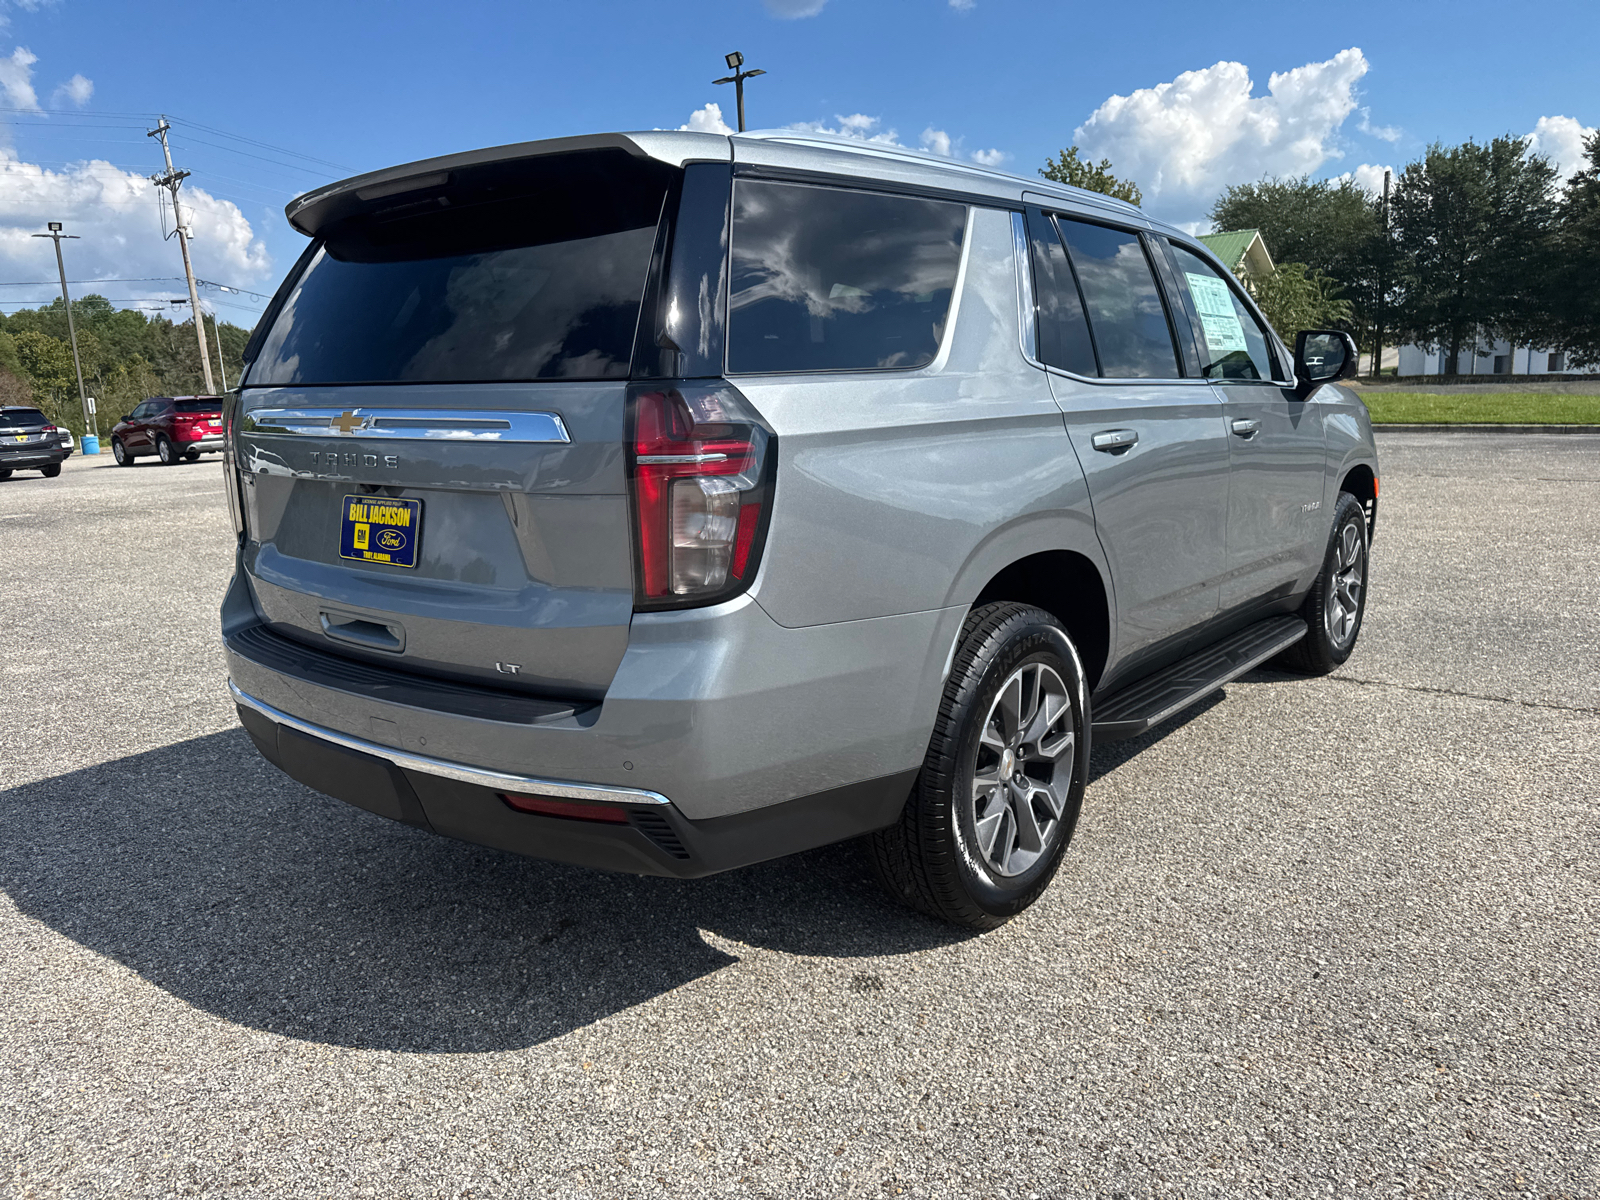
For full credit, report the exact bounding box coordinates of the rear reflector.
[501,793,630,823]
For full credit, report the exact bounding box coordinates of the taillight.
[222,396,246,540]
[42,424,57,432]
[627,381,774,609]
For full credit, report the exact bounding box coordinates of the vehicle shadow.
[1085,689,1225,784]
[0,729,969,1054]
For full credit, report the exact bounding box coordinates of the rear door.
[1030,210,1229,684]
[1160,240,1326,615]
[233,149,676,699]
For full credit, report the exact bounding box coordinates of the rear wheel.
[184,448,200,461]
[111,438,132,466]
[869,602,1090,930]
[40,464,61,478]
[156,435,178,465]
[1277,492,1369,675]
[0,468,12,480]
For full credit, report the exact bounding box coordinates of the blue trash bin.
[81,434,100,455]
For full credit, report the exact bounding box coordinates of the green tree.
[1389,135,1559,376]
[1039,147,1142,205]
[1243,263,1354,342]
[1546,132,1600,367]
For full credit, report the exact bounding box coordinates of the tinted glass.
[248,153,668,385]
[1055,220,1178,379]
[727,180,966,373]
[1168,245,1276,381]
[174,399,222,413]
[0,408,47,427]
[1026,210,1097,376]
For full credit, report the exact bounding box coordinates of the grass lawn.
[1361,390,1600,424]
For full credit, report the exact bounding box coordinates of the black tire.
[869,602,1091,930]
[112,438,133,466]
[0,468,11,480]
[184,448,200,461]
[156,435,178,465]
[1277,492,1369,675]
[40,464,61,478]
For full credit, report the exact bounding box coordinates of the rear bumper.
[0,447,67,468]
[178,435,224,452]
[233,682,915,878]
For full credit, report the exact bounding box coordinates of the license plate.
[12,434,25,443]
[339,495,421,568]
[209,419,222,427]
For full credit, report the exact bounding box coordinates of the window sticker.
[1185,272,1249,363]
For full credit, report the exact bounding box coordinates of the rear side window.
[0,409,47,427]
[727,180,967,374]
[1167,244,1278,381]
[247,151,669,386]
[1055,219,1178,379]
[1025,210,1097,376]
[174,400,222,413]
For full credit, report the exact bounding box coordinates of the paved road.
[1,439,1596,1199]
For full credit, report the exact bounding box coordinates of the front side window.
[1168,244,1277,381]
[247,152,668,386]
[726,180,967,374]
[1055,219,1179,379]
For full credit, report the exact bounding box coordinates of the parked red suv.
[111,396,226,465]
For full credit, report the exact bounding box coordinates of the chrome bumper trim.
[228,680,671,806]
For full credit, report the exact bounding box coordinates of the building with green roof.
[1197,229,1275,280]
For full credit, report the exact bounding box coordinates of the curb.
[1373,424,1600,435]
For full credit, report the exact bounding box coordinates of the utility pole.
[31,222,93,437]
[712,51,766,133]
[148,117,216,394]
[1371,168,1391,381]
[209,312,229,391]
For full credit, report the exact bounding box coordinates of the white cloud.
[969,147,1006,167]
[787,113,902,145]
[1356,107,1401,143]
[0,44,39,111]
[949,0,975,9]
[0,152,273,313]
[920,127,951,157]
[51,70,90,107]
[1526,114,1597,183]
[763,0,826,15]
[680,102,733,135]
[1075,47,1372,222]
[1334,162,1394,196]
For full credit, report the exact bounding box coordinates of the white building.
[1394,340,1581,377]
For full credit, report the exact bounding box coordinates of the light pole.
[31,221,95,442]
[712,51,766,133]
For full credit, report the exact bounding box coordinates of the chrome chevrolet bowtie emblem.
[331,410,367,434]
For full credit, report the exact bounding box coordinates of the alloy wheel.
[1325,519,1366,647]
[968,661,1076,878]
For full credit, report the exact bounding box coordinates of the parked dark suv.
[111,396,226,465]
[0,406,68,479]
[221,131,1376,928]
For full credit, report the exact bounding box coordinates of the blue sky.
[2,0,1595,328]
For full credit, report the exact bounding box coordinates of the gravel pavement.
[1,439,1596,1199]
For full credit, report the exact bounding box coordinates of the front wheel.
[0,468,12,480]
[40,464,61,478]
[112,438,132,466]
[869,602,1090,930]
[1277,492,1369,675]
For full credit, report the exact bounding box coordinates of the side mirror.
[1294,330,1359,396]
[120,414,131,423]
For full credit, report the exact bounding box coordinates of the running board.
[1090,615,1307,742]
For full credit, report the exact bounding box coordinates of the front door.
[1162,241,1326,614]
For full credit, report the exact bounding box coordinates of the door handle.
[320,612,405,653]
[1231,418,1262,438]
[1091,429,1139,453]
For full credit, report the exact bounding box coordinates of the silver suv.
[221,131,1376,928]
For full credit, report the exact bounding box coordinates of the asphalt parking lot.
[2,436,1596,1199]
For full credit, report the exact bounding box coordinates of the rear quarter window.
[726,180,967,374]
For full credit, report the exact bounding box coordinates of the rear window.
[0,409,47,427]
[174,400,222,413]
[246,151,671,386]
[727,180,967,374]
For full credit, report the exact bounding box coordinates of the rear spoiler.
[284,131,731,239]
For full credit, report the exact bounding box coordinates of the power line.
[169,115,355,173]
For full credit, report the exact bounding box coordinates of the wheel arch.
[969,549,1112,692]
[1338,460,1378,538]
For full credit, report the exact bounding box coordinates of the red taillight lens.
[628,382,774,608]
[502,793,631,823]
[42,424,57,432]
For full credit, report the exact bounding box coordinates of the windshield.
[246,150,671,386]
